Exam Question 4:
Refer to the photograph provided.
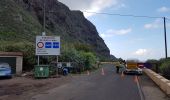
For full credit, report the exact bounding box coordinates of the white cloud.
[144,19,162,29]
[100,33,112,38]
[157,7,170,13]
[106,28,132,35]
[144,18,170,29]
[111,3,126,10]
[58,0,123,17]
[100,28,132,38]
[133,49,149,56]
[144,23,159,29]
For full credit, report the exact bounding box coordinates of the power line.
[82,11,164,19]
[83,10,169,58]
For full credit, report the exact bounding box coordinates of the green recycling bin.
[34,65,49,78]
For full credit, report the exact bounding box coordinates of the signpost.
[36,36,60,65]
[36,36,60,55]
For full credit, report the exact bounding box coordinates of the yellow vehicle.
[124,62,142,75]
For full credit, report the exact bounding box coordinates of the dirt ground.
[0,74,72,100]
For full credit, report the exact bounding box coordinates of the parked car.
[0,63,12,78]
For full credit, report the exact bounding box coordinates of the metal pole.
[38,56,40,65]
[163,17,168,59]
[57,56,58,63]
[56,56,58,75]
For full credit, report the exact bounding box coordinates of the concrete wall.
[16,56,23,74]
[144,69,170,96]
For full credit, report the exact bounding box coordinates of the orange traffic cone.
[101,68,105,75]
[134,76,138,83]
[121,72,125,78]
[87,70,90,75]
[138,76,140,81]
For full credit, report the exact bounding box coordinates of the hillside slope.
[0,0,110,58]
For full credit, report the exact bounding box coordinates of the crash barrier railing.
[101,62,152,68]
[143,68,170,96]
[100,62,113,64]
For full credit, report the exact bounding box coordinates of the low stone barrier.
[167,83,170,95]
[143,69,170,96]
[160,78,169,92]
[152,73,159,83]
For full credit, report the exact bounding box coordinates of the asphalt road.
[31,64,142,100]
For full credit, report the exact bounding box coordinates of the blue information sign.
[45,42,52,48]
[36,36,60,55]
[53,42,59,48]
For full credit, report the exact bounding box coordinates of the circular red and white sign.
[37,42,44,48]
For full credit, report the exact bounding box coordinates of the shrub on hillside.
[80,52,96,70]
[160,58,170,79]
[59,47,97,71]
[0,41,97,72]
[146,59,159,72]
[74,43,92,52]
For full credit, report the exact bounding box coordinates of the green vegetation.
[146,59,159,72]
[74,43,92,52]
[0,41,97,72]
[60,43,97,71]
[159,58,170,78]
[146,58,170,79]
[0,0,43,42]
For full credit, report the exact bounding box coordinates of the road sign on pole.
[36,36,60,55]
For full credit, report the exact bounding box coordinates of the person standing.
[116,66,120,73]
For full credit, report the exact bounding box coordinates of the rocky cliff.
[0,0,110,58]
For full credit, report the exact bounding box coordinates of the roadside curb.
[143,69,170,96]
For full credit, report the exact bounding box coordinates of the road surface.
[32,64,142,100]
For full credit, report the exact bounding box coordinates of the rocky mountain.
[0,0,110,59]
[110,55,117,61]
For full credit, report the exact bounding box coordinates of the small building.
[0,52,23,74]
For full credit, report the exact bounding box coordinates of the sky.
[58,0,170,61]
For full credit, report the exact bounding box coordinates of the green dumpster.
[34,65,49,78]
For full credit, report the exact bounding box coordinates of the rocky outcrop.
[1,0,110,58]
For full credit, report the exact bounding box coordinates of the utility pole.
[37,0,46,65]
[163,17,168,59]
[43,0,46,36]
